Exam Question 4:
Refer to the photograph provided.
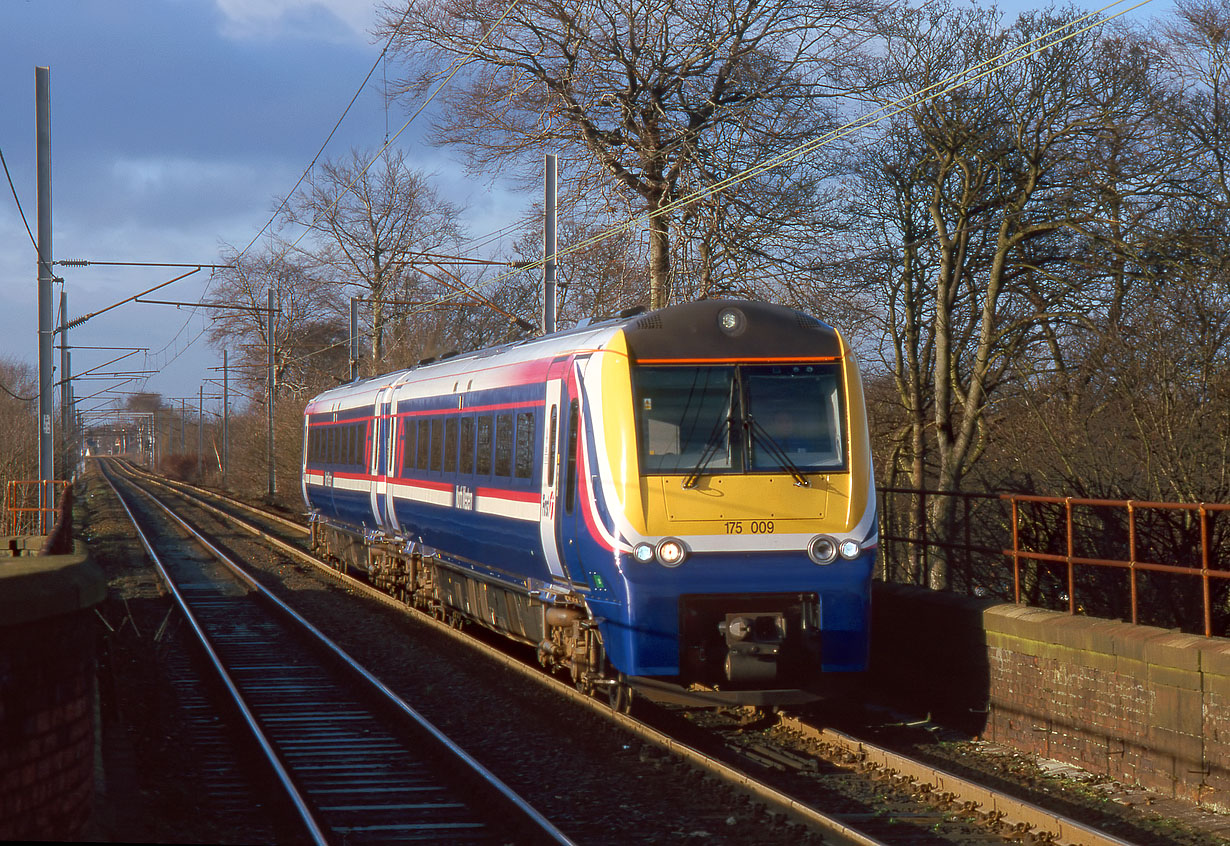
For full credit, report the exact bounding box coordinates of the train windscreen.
[631,363,846,476]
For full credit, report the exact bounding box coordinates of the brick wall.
[869,582,1230,810]
[0,610,97,839]
[0,541,105,840]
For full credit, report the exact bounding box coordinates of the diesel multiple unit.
[301,299,877,706]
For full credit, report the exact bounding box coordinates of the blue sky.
[0,0,1172,418]
[0,0,525,415]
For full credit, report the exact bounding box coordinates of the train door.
[553,360,587,587]
[539,359,573,583]
[371,386,396,531]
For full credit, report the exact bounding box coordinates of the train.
[301,299,877,708]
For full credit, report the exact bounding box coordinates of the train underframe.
[310,518,825,711]
[309,518,632,710]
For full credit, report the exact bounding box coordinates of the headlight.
[838,539,861,560]
[632,542,656,564]
[724,617,751,640]
[717,306,747,336]
[655,538,688,567]
[808,535,838,565]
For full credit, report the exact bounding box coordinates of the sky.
[0,0,1174,424]
[0,0,528,420]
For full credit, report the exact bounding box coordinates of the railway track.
[99,460,572,845]
[102,460,1162,846]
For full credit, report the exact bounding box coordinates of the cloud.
[213,0,377,42]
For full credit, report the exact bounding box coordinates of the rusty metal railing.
[877,487,1007,593]
[1003,495,1230,638]
[4,480,69,536]
[878,487,1230,637]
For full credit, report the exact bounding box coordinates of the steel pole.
[59,291,69,432]
[349,296,360,382]
[223,349,229,488]
[267,287,276,499]
[36,66,54,513]
[543,153,557,335]
[197,384,203,480]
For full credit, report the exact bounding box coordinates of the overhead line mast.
[36,66,54,501]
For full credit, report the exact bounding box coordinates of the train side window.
[417,419,430,470]
[495,413,513,477]
[459,416,475,474]
[514,411,535,479]
[430,418,444,472]
[444,418,459,473]
[476,416,493,475]
[564,400,579,515]
[402,420,415,475]
[546,406,558,486]
[328,426,336,464]
[347,424,355,467]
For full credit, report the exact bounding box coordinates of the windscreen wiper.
[747,416,811,487]
[682,415,733,489]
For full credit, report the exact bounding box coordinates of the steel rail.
[777,717,1144,846]
[98,462,331,846]
[123,464,893,846]
[121,462,309,537]
[105,460,575,846]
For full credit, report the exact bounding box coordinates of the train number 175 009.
[724,521,775,534]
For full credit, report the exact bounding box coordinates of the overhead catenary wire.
[282,0,526,256]
[0,144,39,260]
[479,0,1153,295]
[234,3,417,264]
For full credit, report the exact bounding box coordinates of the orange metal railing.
[4,480,69,536]
[1003,495,1230,638]
[878,487,1230,637]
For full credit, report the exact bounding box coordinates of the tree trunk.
[648,196,671,310]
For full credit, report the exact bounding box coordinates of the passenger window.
[564,401,579,514]
[476,416,493,475]
[459,417,475,474]
[515,411,535,479]
[546,406,558,486]
[430,418,444,472]
[495,414,513,477]
[444,418,459,473]
[417,419,430,470]
[402,420,415,475]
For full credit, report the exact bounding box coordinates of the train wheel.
[607,672,633,714]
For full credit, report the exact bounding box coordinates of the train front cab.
[596,301,877,703]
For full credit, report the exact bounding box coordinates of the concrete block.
[1201,641,1230,678]
[1111,623,1168,663]
[1046,615,1120,654]
[1148,662,1203,692]
[1147,724,1205,769]
[984,603,1065,641]
[1150,685,1205,738]
[1080,648,1118,674]
[1205,668,1230,699]
[1145,632,1205,673]
[0,542,104,627]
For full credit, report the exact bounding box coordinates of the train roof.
[306,300,843,409]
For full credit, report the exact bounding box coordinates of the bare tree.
[209,244,346,398]
[378,0,870,309]
[0,359,38,490]
[281,148,467,369]
[840,3,1169,587]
